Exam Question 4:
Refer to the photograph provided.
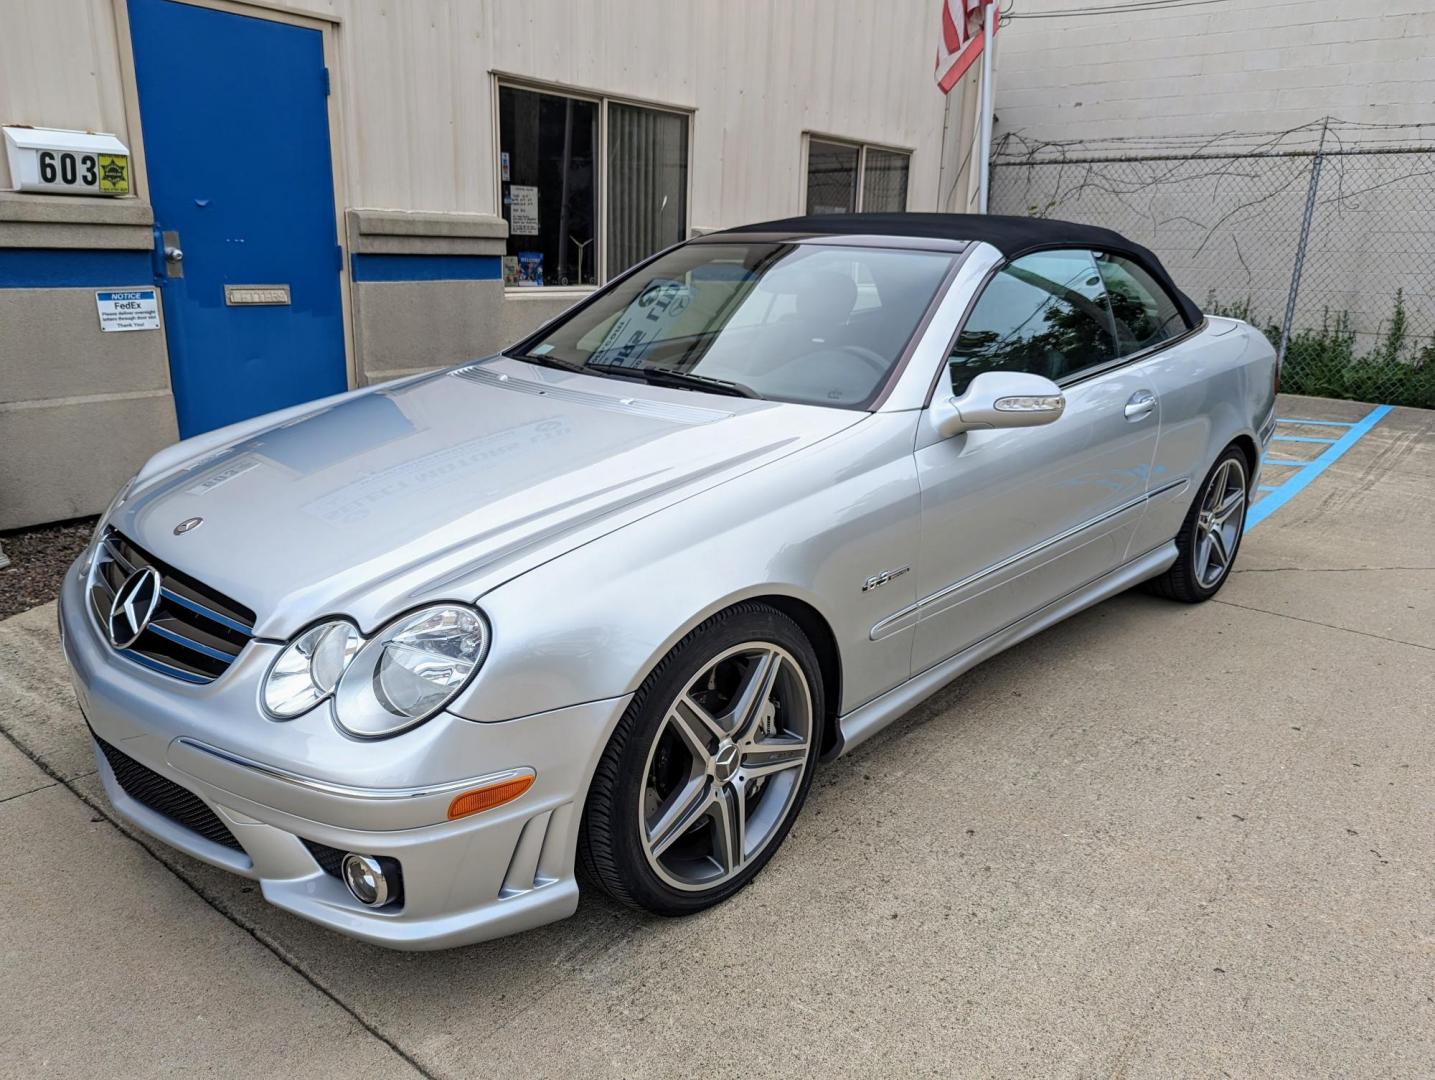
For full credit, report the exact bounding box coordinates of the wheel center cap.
[713,741,740,782]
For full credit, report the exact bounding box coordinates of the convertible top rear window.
[509,242,955,408]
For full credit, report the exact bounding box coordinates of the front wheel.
[578,603,823,916]
[1144,446,1249,602]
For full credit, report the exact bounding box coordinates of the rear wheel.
[1144,446,1249,602]
[579,603,822,915]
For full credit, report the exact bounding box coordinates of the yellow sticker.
[97,154,130,195]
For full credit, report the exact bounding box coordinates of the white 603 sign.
[3,126,131,197]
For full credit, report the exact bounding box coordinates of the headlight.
[333,605,488,738]
[263,620,361,718]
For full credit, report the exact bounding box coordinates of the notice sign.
[510,185,539,235]
[96,289,160,332]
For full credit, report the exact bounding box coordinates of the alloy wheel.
[1195,456,1247,588]
[637,641,814,892]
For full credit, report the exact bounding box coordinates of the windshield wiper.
[588,363,760,399]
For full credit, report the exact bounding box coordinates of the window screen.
[806,140,859,214]
[862,149,910,213]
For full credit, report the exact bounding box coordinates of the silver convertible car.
[61,214,1277,948]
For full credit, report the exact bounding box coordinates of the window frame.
[492,74,695,294]
[923,245,1206,408]
[800,132,913,215]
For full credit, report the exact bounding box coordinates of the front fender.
[449,412,923,724]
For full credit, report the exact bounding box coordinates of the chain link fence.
[990,127,1435,408]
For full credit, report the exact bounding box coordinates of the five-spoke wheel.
[1145,444,1251,602]
[639,642,813,891]
[1194,455,1247,589]
[580,604,823,914]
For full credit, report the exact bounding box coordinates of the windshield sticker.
[592,278,693,368]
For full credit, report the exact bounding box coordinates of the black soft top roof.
[715,212,1202,327]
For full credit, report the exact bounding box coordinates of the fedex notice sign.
[95,289,160,332]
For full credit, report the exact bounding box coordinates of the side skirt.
[831,541,1178,757]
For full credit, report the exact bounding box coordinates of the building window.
[607,103,689,280]
[498,83,690,288]
[805,137,910,215]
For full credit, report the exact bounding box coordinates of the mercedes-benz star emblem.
[107,567,162,649]
[174,517,204,535]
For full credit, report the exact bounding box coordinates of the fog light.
[341,853,391,907]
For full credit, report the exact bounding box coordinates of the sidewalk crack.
[1213,597,1435,652]
[0,723,442,1080]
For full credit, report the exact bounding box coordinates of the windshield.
[507,241,955,408]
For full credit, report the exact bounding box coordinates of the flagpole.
[976,0,996,213]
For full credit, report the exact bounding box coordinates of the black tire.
[578,602,824,916]
[1143,444,1250,603]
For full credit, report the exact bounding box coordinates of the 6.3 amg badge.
[862,566,910,592]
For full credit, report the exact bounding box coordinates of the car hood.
[113,358,861,637]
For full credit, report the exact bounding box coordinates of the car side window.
[1094,252,1188,354]
[948,249,1118,394]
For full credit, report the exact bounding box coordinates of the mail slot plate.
[225,285,291,306]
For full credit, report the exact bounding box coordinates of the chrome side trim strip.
[840,541,1180,756]
[174,737,535,802]
[870,479,1188,641]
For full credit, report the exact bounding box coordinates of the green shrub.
[1204,291,1433,408]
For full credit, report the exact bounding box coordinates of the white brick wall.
[994,0,1435,144]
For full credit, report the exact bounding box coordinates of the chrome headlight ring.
[262,604,490,739]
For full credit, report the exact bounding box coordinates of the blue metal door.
[128,0,346,438]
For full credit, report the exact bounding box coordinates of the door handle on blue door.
[1124,391,1156,421]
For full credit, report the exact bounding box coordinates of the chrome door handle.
[1124,391,1156,421]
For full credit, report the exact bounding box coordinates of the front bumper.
[59,551,629,950]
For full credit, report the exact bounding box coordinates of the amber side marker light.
[447,774,535,820]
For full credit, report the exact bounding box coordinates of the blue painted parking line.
[1246,404,1394,530]
[1272,434,1339,444]
[1257,484,1279,492]
[1275,417,1355,427]
[1264,457,1310,467]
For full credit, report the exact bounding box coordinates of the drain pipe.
[976,0,997,214]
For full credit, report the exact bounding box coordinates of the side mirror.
[930,370,1066,439]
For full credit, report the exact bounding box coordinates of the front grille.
[94,735,244,852]
[89,529,256,684]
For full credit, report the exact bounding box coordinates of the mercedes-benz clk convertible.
[61,214,1278,949]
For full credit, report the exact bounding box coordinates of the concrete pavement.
[1,394,1431,1078]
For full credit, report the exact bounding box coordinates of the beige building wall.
[1,0,961,529]
[2,0,951,226]
[992,0,1435,144]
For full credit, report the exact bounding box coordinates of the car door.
[904,248,1162,674]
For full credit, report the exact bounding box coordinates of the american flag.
[936,0,997,94]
